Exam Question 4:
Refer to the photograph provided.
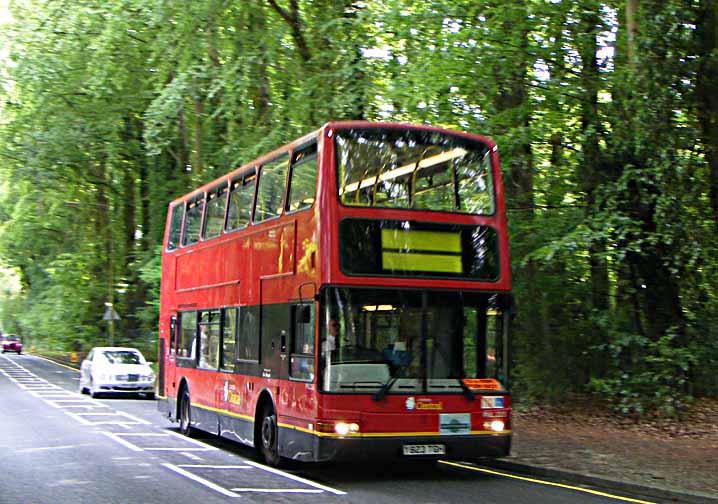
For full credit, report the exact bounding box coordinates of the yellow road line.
[30,354,80,372]
[438,460,657,504]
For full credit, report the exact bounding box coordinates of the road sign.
[103,307,120,321]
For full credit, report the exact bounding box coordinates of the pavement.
[479,421,718,504]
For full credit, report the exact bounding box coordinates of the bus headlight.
[334,422,360,436]
[316,421,360,435]
[489,420,505,432]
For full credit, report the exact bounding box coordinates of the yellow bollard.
[70,352,78,363]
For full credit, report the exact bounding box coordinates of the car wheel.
[90,378,101,399]
[144,392,155,400]
[258,403,282,467]
[17,350,21,355]
[179,387,194,437]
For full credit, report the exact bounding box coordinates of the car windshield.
[6,335,19,341]
[320,287,507,395]
[102,351,143,365]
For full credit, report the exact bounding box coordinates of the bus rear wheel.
[258,404,281,467]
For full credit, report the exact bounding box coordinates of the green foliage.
[1,0,717,406]
[589,329,696,417]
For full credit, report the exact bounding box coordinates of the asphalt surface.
[0,353,698,504]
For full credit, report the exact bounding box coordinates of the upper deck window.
[203,184,228,240]
[167,204,184,251]
[182,196,204,246]
[254,154,289,223]
[336,128,494,215]
[226,170,256,232]
[286,142,317,212]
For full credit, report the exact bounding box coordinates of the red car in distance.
[1,335,22,354]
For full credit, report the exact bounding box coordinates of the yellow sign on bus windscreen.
[381,229,462,273]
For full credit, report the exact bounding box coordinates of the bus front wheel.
[258,404,281,466]
[179,388,194,437]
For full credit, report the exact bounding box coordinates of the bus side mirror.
[299,305,311,324]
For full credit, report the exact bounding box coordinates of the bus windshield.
[336,128,494,214]
[320,287,506,395]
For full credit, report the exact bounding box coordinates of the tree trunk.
[696,0,718,229]
[578,6,610,313]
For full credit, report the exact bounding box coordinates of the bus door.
[260,280,291,382]
[163,314,177,397]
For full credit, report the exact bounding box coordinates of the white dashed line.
[2,356,348,498]
[178,465,252,469]
[101,432,145,452]
[162,463,241,498]
[230,488,324,493]
[180,452,205,461]
[242,460,347,495]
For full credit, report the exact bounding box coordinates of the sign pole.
[103,304,121,346]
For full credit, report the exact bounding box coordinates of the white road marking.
[44,400,99,409]
[104,431,216,452]
[3,356,348,499]
[16,443,96,454]
[117,432,172,437]
[64,410,151,426]
[30,391,75,397]
[162,463,240,498]
[49,404,111,410]
[165,430,220,450]
[101,432,144,452]
[180,452,204,461]
[242,460,347,495]
[230,488,324,493]
[178,465,252,469]
[143,447,213,451]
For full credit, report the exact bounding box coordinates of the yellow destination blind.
[381,229,462,273]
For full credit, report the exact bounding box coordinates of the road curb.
[479,458,718,504]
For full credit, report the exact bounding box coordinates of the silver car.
[79,347,155,399]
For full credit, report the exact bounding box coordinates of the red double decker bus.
[157,121,512,466]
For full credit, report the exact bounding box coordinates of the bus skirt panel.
[311,433,511,462]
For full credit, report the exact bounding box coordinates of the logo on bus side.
[405,397,443,411]
[223,381,241,406]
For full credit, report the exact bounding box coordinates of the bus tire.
[179,387,194,437]
[258,403,281,467]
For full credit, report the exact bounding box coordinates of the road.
[0,354,660,504]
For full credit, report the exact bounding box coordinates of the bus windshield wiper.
[372,375,399,402]
[373,362,410,402]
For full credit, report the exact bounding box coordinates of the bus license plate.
[403,444,445,456]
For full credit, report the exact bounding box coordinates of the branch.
[266,0,293,25]
[266,0,312,62]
